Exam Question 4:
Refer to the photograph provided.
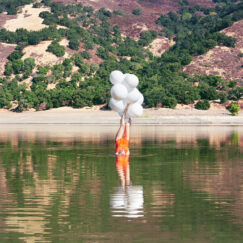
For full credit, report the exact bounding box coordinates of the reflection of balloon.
[137,92,144,105]
[109,98,125,113]
[127,103,143,117]
[124,74,139,89]
[110,70,124,84]
[125,88,140,104]
[111,84,128,100]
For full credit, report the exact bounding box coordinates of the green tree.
[195,100,210,110]
[162,97,177,108]
[228,87,243,101]
[227,102,241,116]
[144,86,166,107]
[7,50,24,61]
[199,83,218,100]
[47,40,65,57]
[132,8,142,16]
[4,62,13,76]
[68,38,80,50]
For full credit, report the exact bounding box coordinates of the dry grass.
[22,39,70,66]
[3,4,50,31]
[0,43,16,76]
[146,37,175,56]
[184,20,243,82]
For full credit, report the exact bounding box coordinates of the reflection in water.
[110,155,144,218]
[0,126,242,242]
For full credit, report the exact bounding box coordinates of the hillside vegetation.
[0,0,242,112]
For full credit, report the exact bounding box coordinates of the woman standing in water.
[111,115,144,218]
[115,114,131,156]
[115,114,131,188]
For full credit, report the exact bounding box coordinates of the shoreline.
[0,107,242,125]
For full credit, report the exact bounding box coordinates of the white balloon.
[137,92,144,105]
[110,70,124,85]
[125,88,140,104]
[109,98,125,113]
[127,103,143,117]
[111,84,128,100]
[124,74,139,89]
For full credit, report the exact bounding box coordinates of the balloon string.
[123,104,129,117]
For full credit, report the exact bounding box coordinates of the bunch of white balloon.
[109,70,144,118]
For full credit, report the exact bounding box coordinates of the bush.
[81,51,92,60]
[162,97,177,108]
[228,87,243,101]
[228,80,237,88]
[227,103,241,116]
[218,92,227,104]
[144,86,166,107]
[199,83,218,100]
[132,8,142,16]
[195,100,210,110]
[7,50,24,61]
[113,10,124,15]
[47,40,65,57]
[68,38,80,50]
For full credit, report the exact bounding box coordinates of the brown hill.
[53,0,215,38]
[183,20,243,84]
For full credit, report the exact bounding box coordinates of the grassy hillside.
[0,0,242,112]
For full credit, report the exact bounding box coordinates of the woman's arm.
[115,115,125,141]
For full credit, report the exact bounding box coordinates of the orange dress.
[116,137,129,156]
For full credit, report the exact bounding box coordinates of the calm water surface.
[0,125,242,243]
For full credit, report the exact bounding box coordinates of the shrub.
[7,50,24,61]
[195,100,210,110]
[69,38,80,50]
[113,10,124,15]
[228,87,243,101]
[227,103,241,116]
[199,83,218,100]
[228,80,237,88]
[132,8,142,16]
[81,51,92,60]
[47,40,65,57]
[218,92,227,104]
[162,97,177,108]
[144,86,166,107]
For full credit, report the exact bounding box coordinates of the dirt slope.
[184,20,243,84]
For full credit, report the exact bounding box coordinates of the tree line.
[0,0,242,112]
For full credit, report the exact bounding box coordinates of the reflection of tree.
[230,132,240,145]
[133,134,243,240]
[0,141,116,241]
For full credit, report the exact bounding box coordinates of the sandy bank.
[0,107,242,125]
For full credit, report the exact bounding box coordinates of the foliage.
[162,97,177,108]
[113,9,124,15]
[138,30,157,46]
[227,102,241,115]
[218,92,227,104]
[0,0,34,15]
[198,83,218,100]
[195,100,210,110]
[0,0,241,111]
[7,50,24,61]
[68,38,80,50]
[132,8,142,16]
[47,40,65,57]
[228,87,243,101]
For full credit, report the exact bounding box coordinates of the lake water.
[0,125,242,243]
